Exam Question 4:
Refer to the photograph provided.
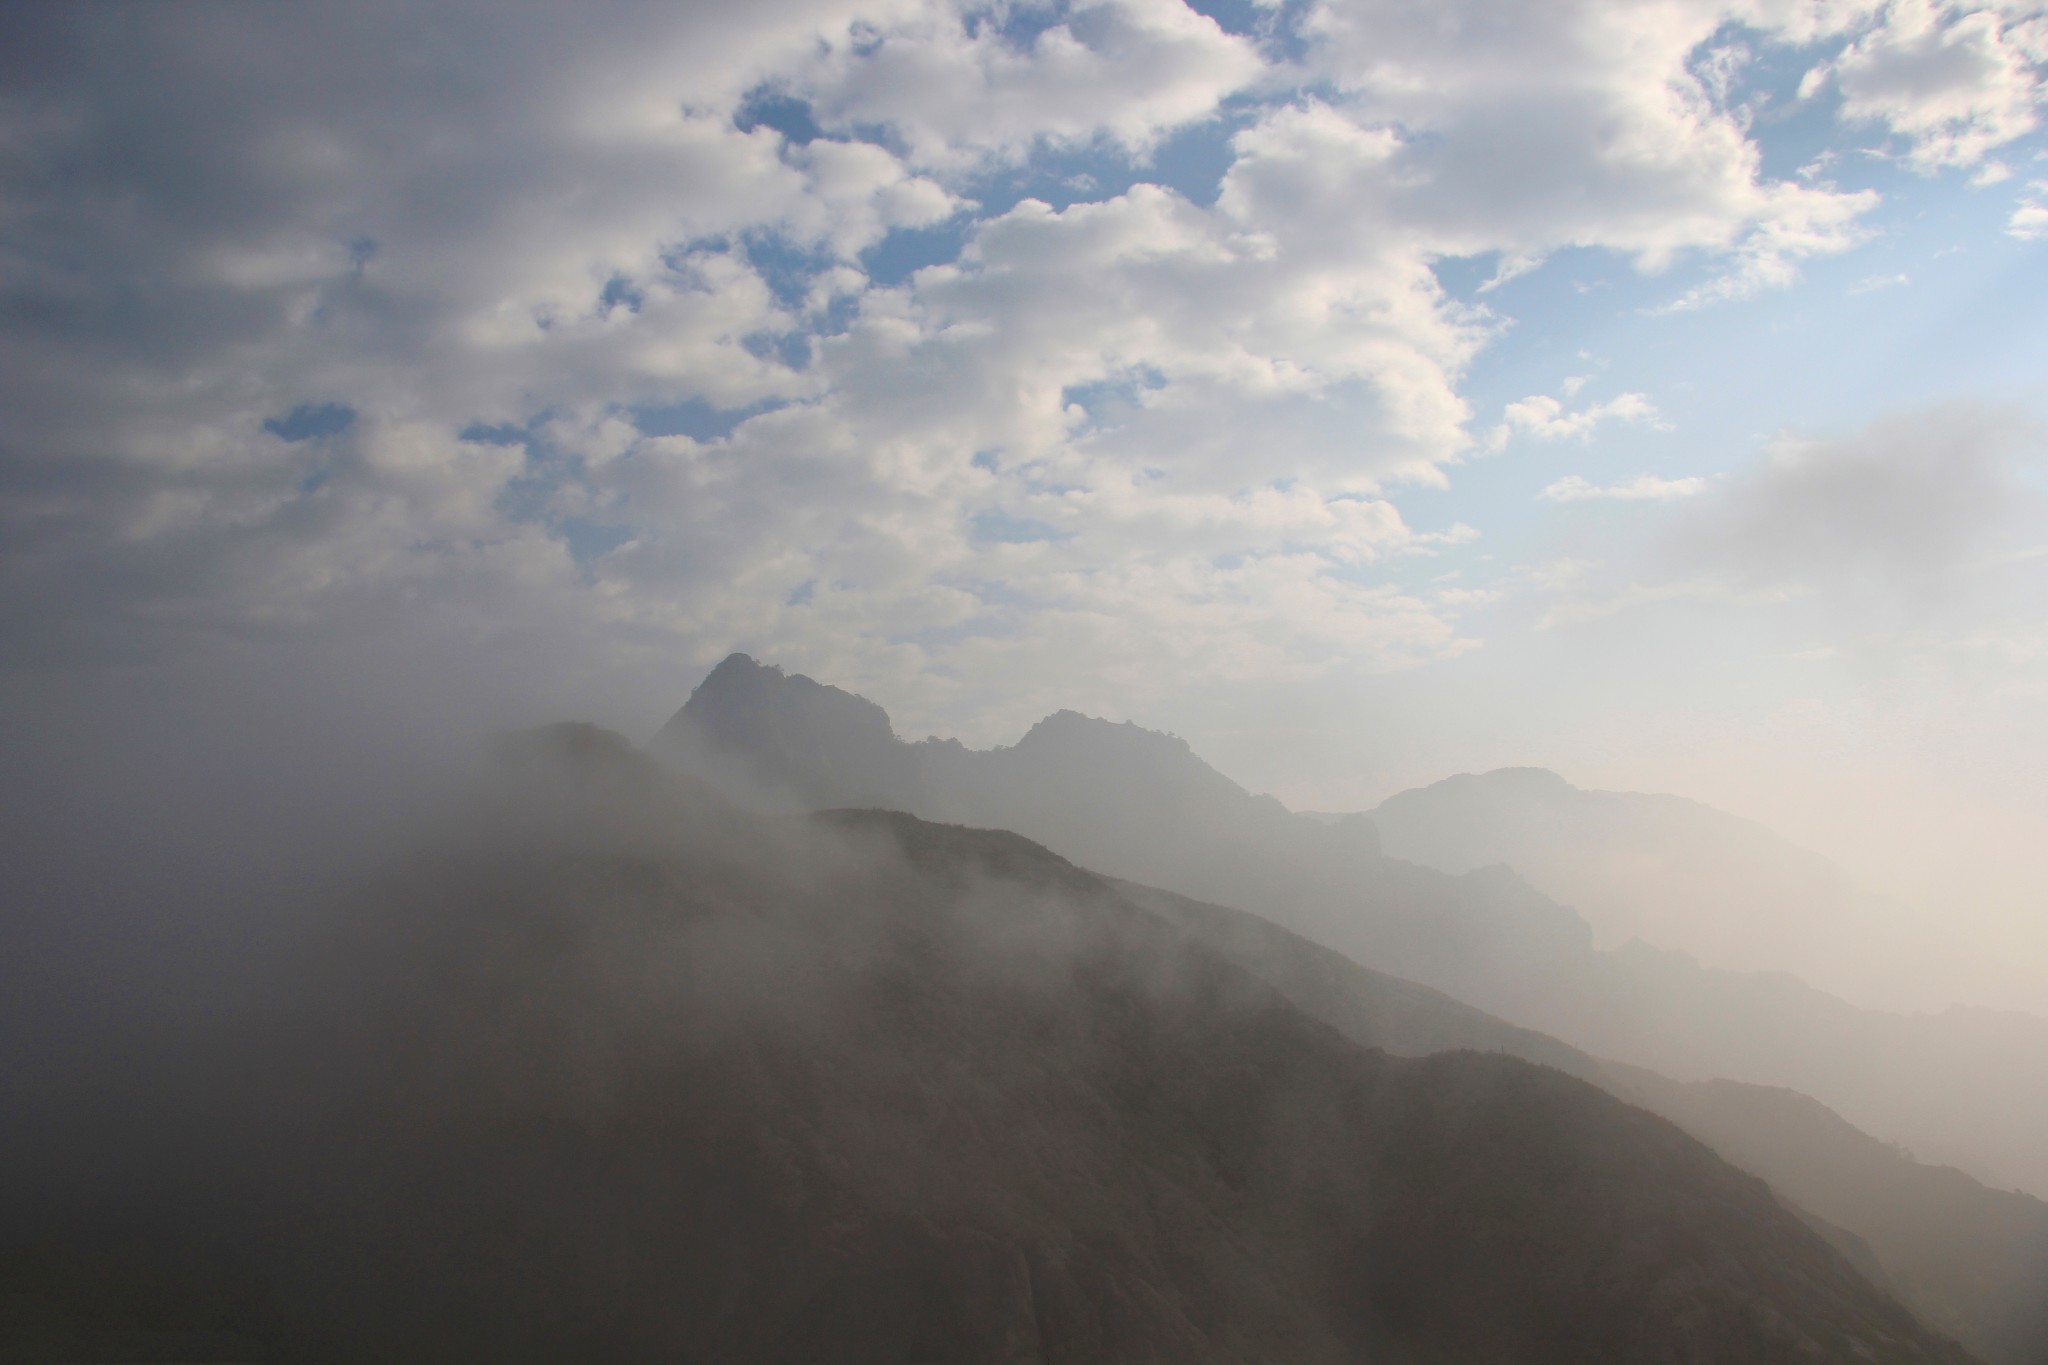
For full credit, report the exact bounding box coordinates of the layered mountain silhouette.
[1,725,1986,1364]
[1602,1067,2048,1365]
[658,656,1592,994]
[1117,875,2048,1365]
[1368,767,1979,1013]
[654,655,2048,1206]
[651,654,2048,1359]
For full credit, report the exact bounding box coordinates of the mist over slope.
[1368,768,1984,1013]
[655,654,2048,1205]
[1602,1067,2048,1365]
[659,655,1589,989]
[1109,875,2048,1365]
[1,724,1982,1365]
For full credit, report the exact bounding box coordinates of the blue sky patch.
[632,397,787,441]
[744,229,839,310]
[737,89,823,144]
[459,422,533,446]
[862,217,975,285]
[971,509,1070,544]
[600,276,645,314]
[558,518,634,564]
[264,403,356,443]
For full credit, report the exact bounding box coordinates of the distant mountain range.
[1367,767,1984,1014]
[1,723,1991,1364]
[654,654,2048,1202]
[649,652,2048,1364]
[1117,876,2048,1365]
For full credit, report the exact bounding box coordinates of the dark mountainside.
[1603,1067,2048,1365]
[0,726,1979,1365]
[1106,875,2048,1365]
[1111,878,1601,1083]
[652,655,2048,1206]
[651,653,2048,1363]
[1368,767,1955,1011]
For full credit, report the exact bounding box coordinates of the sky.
[2,0,2044,1001]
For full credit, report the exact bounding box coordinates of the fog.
[654,655,2048,1200]
[3,689,2033,1362]
[5,0,2047,1360]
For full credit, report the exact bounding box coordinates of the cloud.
[1808,0,2048,172]
[798,0,1267,171]
[1302,0,1881,288]
[1685,402,2040,602]
[1540,473,1709,501]
[2013,180,2048,236]
[1653,181,1879,309]
[0,0,1990,714]
[1522,402,2046,647]
[1489,392,1664,451]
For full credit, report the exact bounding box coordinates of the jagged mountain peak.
[1017,707,1190,750]
[1005,707,1247,795]
[648,653,1599,984]
[664,657,1262,824]
[678,652,900,739]
[651,655,919,813]
[684,649,776,701]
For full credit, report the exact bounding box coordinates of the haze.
[4,1,2045,1013]
[3,3,2048,1358]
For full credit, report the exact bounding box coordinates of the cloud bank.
[11,0,2041,729]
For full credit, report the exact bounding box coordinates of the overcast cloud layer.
[3,0,2045,1003]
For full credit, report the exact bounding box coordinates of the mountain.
[656,656,1593,992]
[663,647,931,814]
[1489,940,2048,1202]
[652,655,2048,1209]
[1602,1067,2048,1365]
[1,725,1981,1364]
[1130,880,2048,1365]
[1112,876,2048,1365]
[1368,767,1957,1013]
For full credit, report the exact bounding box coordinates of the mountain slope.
[1112,878,2048,1365]
[656,655,1594,988]
[1603,1068,2048,1365]
[0,727,1977,1365]
[652,655,2048,1208]
[1368,767,1970,1013]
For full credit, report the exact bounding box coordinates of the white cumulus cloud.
[1541,473,1711,501]
[0,0,2014,707]
[1809,0,2048,171]
[1489,392,1664,451]
[2012,179,2048,235]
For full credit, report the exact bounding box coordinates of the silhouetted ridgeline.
[1113,878,2048,1365]
[653,653,2048,1365]
[0,726,1980,1364]
[654,654,2048,1206]
[1603,1066,2048,1365]
[1370,769,1931,1001]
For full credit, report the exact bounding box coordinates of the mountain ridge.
[2,726,1981,1364]
[1367,764,2000,1015]
[653,655,2048,1210]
